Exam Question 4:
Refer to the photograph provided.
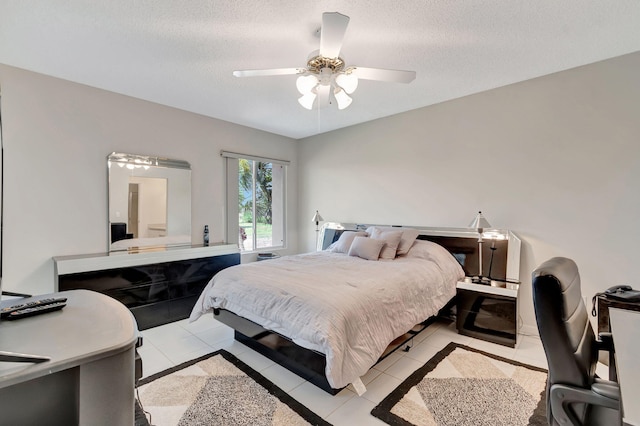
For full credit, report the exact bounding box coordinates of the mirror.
[108,152,191,251]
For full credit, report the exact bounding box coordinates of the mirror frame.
[107,152,192,252]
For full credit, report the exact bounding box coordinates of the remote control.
[5,301,67,320]
[1,297,68,319]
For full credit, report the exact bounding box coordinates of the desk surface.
[0,289,139,389]
[610,307,640,426]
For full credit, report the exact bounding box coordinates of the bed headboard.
[319,223,521,282]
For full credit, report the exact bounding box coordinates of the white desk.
[609,308,640,426]
[0,290,139,425]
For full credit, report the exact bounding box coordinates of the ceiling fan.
[233,12,416,110]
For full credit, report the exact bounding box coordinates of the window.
[223,152,287,252]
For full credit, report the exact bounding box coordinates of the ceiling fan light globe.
[296,74,319,95]
[298,92,317,110]
[334,88,352,110]
[336,73,358,94]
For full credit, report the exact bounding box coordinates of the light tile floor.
[137,316,548,425]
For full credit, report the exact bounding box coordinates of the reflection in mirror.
[108,152,191,251]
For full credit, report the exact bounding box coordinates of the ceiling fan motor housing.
[306,55,345,73]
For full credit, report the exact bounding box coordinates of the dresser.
[54,244,240,330]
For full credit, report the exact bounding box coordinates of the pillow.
[395,228,420,255]
[369,228,403,260]
[330,231,368,254]
[365,226,420,256]
[348,236,385,261]
[405,238,463,266]
[402,239,465,280]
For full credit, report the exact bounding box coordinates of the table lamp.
[468,211,491,281]
[311,210,324,250]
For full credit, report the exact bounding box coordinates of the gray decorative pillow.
[366,226,420,256]
[330,231,368,253]
[370,228,404,260]
[396,228,420,255]
[348,236,385,261]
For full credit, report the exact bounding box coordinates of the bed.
[190,223,520,394]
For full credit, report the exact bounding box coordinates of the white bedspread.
[190,251,463,389]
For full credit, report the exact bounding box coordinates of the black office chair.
[532,257,620,426]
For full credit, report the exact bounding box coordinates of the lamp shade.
[468,211,491,232]
[334,88,352,110]
[311,210,324,224]
[335,72,358,94]
[298,92,316,110]
[296,74,319,95]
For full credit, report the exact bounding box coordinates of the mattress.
[190,245,463,389]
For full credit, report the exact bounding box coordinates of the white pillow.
[348,236,385,261]
[366,226,420,256]
[402,239,446,260]
[330,231,368,254]
[400,239,465,282]
[396,228,420,255]
[369,228,403,260]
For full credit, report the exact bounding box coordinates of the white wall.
[0,64,298,296]
[297,52,640,334]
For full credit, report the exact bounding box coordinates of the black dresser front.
[58,253,240,330]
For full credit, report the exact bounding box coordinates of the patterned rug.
[135,350,330,426]
[371,342,548,426]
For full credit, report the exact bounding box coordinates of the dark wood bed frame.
[213,300,456,394]
[212,223,520,394]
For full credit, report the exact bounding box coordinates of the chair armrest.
[550,383,619,426]
[591,380,620,401]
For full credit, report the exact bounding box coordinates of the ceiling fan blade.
[319,12,350,59]
[351,67,416,83]
[233,68,306,78]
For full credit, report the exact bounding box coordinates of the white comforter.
[190,250,463,389]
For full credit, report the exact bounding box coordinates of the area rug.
[135,350,330,426]
[371,342,548,426]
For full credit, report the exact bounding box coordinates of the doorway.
[128,183,139,238]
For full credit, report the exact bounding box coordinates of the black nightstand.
[456,280,519,347]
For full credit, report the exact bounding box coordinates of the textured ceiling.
[1,1,640,139]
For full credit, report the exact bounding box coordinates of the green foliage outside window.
[239,159,273,225]
[238,158,275,250]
